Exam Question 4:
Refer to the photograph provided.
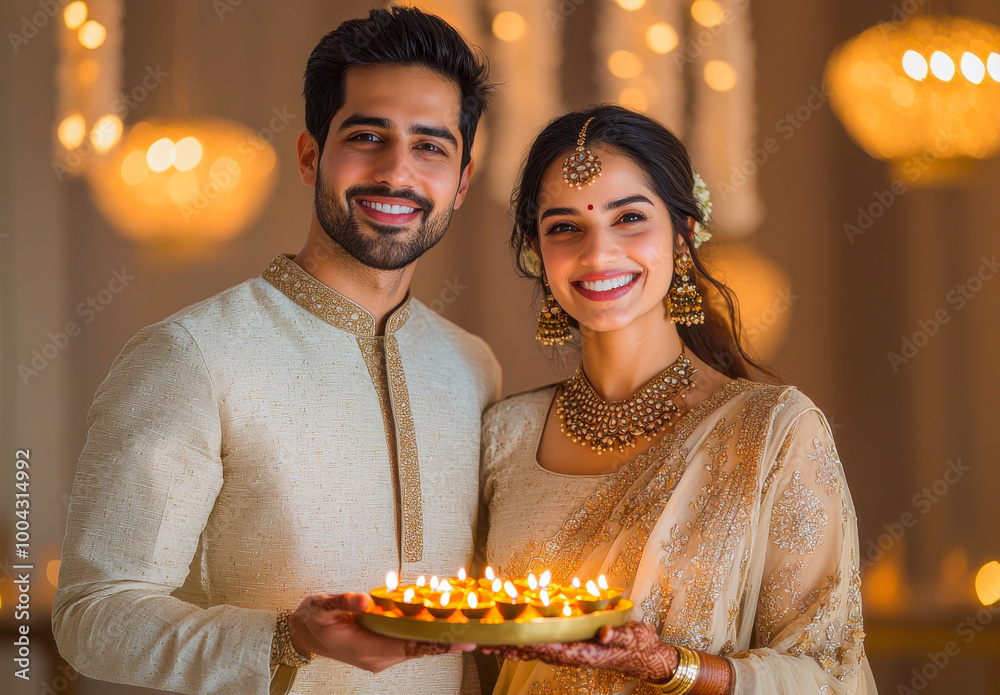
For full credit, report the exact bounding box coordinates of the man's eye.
[418,143,443,153]
[351,133,381,143]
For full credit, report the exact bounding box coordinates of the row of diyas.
[368,567,624,621]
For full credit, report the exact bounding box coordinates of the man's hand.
[480,621,678,684]
[289,593,474,673]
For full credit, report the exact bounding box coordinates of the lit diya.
[495,580,531,619]
[369,570,399,610]
[461,591,494,620]
[576,576,624,613]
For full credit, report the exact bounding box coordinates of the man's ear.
[296,129,319,186]
[453,159,475,210]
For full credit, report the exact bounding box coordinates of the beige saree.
[481,379,877,694]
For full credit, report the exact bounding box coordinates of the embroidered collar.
[262,254,411,337]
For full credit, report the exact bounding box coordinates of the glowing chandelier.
[825,15,1000,162]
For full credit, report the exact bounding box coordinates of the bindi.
[587,204,594,210]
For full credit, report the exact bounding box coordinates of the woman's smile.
[571,271,641,301]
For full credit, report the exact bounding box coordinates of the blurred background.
[2,0,999,692]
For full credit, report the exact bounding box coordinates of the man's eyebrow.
[412,124,458,148]
[604,195,654,210]
[337,114,391,131]
[540,206,579,221]
[337,115,458,149]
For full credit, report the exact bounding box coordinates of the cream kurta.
[482,380,877,695]
[53,255,501,695]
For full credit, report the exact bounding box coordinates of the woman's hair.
[303,6,494,172]
[511,104,780,382]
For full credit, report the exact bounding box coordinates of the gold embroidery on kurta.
[262,254,423,562]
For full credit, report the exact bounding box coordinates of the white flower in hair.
[520,243,543,277]
[691,171,713,248]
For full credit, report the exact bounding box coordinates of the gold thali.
[356,600,633,645]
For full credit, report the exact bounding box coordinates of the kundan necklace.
[557,350,697,454]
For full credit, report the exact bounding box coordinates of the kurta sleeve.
[52,321,276,695]
[729,409,877,694]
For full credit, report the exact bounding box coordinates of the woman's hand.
[480,621,679,684]
[290,593,474,673]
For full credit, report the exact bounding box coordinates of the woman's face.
[535,146,682,335]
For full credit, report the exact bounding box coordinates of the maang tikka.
[562,116,603,189]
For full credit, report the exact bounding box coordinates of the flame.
[416,575,426,587]
[563,603,572,617]
[541,590,550,606]
[403,588,415,603]
[430,576,439,590]
[485,566,495,581]
[468,592,478,608]
[439,580,453,594]
[440,592,450,606]
[458,567,467,581]
[528,573,538,591]
[492,578,502,593]
[598,575,609,591]
[572,577,581,589]
[504,581,518,600]
[586,580,601,597]
[386,571,399,592]
[539,570,551,587]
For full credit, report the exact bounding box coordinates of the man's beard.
[314,170,454,271]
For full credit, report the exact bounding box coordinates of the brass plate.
[357,600,633,645]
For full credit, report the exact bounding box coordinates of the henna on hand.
[482,621,678,683]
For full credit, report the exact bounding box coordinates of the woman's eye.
[545,223,576,235]
[618,212,647,224]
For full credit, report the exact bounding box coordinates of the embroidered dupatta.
[485,381,877,695]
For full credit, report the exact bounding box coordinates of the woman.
[478,105,877,694]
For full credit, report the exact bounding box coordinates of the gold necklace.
[557,351,697,454]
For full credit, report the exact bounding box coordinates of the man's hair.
[303,6,494,172]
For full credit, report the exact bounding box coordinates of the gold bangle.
[654,644,700,694]
[272,609,314,668]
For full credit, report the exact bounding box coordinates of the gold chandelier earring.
[536,278,573,346]
[667,253,706,326]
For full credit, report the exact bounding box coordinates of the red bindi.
[587,204,594,210]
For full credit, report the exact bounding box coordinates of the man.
[52,8,499,695]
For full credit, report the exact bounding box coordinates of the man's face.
[313,64,470,271]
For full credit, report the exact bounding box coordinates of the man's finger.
[311,592,370,613]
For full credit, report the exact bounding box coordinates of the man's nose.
[371,142,414,189]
